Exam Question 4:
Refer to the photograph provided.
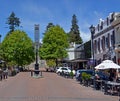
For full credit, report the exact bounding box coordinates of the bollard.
[31,71,33,77]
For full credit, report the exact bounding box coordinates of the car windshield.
[62,68,67,70]
[96,71,109,80]
[78,70,93,75]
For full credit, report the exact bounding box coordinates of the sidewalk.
[0,72,119,101]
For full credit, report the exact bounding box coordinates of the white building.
[64,42,88,69]
[112,13,120,65]
[93,12,120,65]
[66,42,85,60]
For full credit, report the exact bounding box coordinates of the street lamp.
[89,25,95,89]
[89,25,95,63]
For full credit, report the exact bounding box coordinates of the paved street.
[0,72,119,101]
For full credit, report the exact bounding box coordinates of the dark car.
[95,71,109,80]
[76,69,94,81]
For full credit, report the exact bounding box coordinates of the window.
[102,36,105,51]
[108,33,110,48]
[111,30,115,47]
[94,40,97,54]
[110,13,114,23]
[100,21,103,30]
[106,37,108,48]
[107,17,109,26]
[98,38,100,52]
[101,38,103,51]
[98,24,99,31]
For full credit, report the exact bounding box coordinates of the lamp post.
[89,25,95,89]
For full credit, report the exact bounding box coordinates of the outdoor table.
[105,81,120,95]
[95,80,102,90]
[95,80,104,90]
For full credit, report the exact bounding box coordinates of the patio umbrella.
[95,60,120,70]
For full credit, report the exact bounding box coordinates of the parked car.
[56,67,71,75]
[46,67,55,72]
[76,69,94,81]
[95,71,109,80]
[55,67,61,72]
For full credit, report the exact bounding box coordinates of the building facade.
[64,42,90,69]
[93,12,120,65]
[66,42,85,60]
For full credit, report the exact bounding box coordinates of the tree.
[46,59,56,67]
[6,12,21,33]
[1,30,35,66]
[39,25,69,66]
[43,22,54,35]
[69,14,83,44]
[84,40,91,58]
[46,22,54,31]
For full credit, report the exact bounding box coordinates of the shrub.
[82,72,92,86]
[69,71,74,78]
[82,72,91,80]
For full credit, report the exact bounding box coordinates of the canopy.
[95,60,120,70]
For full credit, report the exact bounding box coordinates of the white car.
[55,67,61,72]
[56,67,71,74]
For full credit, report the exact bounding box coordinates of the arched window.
[102,36,105,51]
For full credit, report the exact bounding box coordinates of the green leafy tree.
[46,59,56,67]
[39,25,69,66]
[1,30,35,66]
[6,12,21,33]
[69,14,83,44]
[46,22,54,31]
[43,23,54,35]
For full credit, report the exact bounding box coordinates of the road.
[0,72,119,101]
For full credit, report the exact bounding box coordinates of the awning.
[70,58,88,63]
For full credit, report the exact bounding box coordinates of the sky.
[0,0,120,43]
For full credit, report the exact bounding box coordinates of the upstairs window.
[94,40,97,54]
[108,33,110,48]
[98,38,100,52]
[100,21,103,30]
[110,13,114,23]
[107,17,109,26]
[102,36,105,51]
[98,24,99,31]
[111,30,115,47]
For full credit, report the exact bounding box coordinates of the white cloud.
[80,31,91,43]
[78,20,91,42]
[39,38,43,44]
